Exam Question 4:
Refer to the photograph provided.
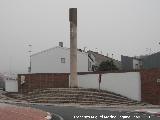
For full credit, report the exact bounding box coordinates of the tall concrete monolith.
[69,8,78,88]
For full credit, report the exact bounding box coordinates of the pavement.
[0,90,160,119]
[22,104,160,120]
[0,103,51,120]
[135,109,160,117]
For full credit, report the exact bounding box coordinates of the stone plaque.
[157,78,160,83]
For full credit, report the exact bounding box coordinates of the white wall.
[88,54,96,71]
[5,80,18,92]
[31,47,89,73]
[77,72,141,101]
[133,59,140,70]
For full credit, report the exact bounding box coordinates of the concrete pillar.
[69,8,78,88]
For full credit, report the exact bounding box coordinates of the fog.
[0,0,160,73]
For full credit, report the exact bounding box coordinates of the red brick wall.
[18,73,69,93]
[140,69,160,105]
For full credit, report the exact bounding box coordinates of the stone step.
[34,100,103,104]
[26,97,111,102]
[26,93,126,98]
[4,88,144,106]
[28,99,139,106]
[25,96,139,105]
[11,95,142,106]
[24,95,134,103]
[16,94,132,103]
[38,89,124,96]
[27,90,129,101]
[6,94,138,105]
[30,88,128,98]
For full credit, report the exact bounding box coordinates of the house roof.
[88,50,122,69]
[31,46,87,57]
[88,50,120,62]
[121,55,142,61]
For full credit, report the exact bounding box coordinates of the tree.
[98,60,118,71]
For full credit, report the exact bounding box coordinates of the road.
[14,103,160,120]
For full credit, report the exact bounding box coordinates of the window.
[61,58,65,63]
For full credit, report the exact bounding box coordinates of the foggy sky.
[0,0,160,73]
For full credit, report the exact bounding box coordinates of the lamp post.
[28,44,32,73]
[111,54,113,71]
[95,48,98,53]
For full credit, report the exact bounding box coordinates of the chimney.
[59,42,63,47]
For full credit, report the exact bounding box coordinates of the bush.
[98,60,118,71]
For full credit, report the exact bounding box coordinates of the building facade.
[88,51,122,70]
[121,51,160,70]
[31,46,95,73]
[121,55,142,70]
[142,52,160,69]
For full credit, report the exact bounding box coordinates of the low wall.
[140,69,160,105]
[16,69,160,104]
[77,72,141,101]
[5,80,18,92]
[18,73,69,93]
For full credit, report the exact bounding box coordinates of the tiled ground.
[0,103,48,120]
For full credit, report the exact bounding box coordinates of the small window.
[61,58,65,63]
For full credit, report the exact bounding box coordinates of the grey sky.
[0,0,160,73]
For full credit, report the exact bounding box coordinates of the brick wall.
[140,69,160,105]
[18,73,69,93]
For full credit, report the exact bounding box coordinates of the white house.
[31,43,96,73]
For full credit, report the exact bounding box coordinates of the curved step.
[4,88,144,106]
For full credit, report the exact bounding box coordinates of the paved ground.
[0,103,49,120]
[14,103,160,120]
[1,91,160,120]
[135,109,160,116]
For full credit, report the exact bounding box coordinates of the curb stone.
[51,113,64,120]
[45,112,52,120]
[135,109,160,117]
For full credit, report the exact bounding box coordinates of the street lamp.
[95,48,98,53]
[111,53,114,63]
[28,44,32,73]
[111,54,114,71]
